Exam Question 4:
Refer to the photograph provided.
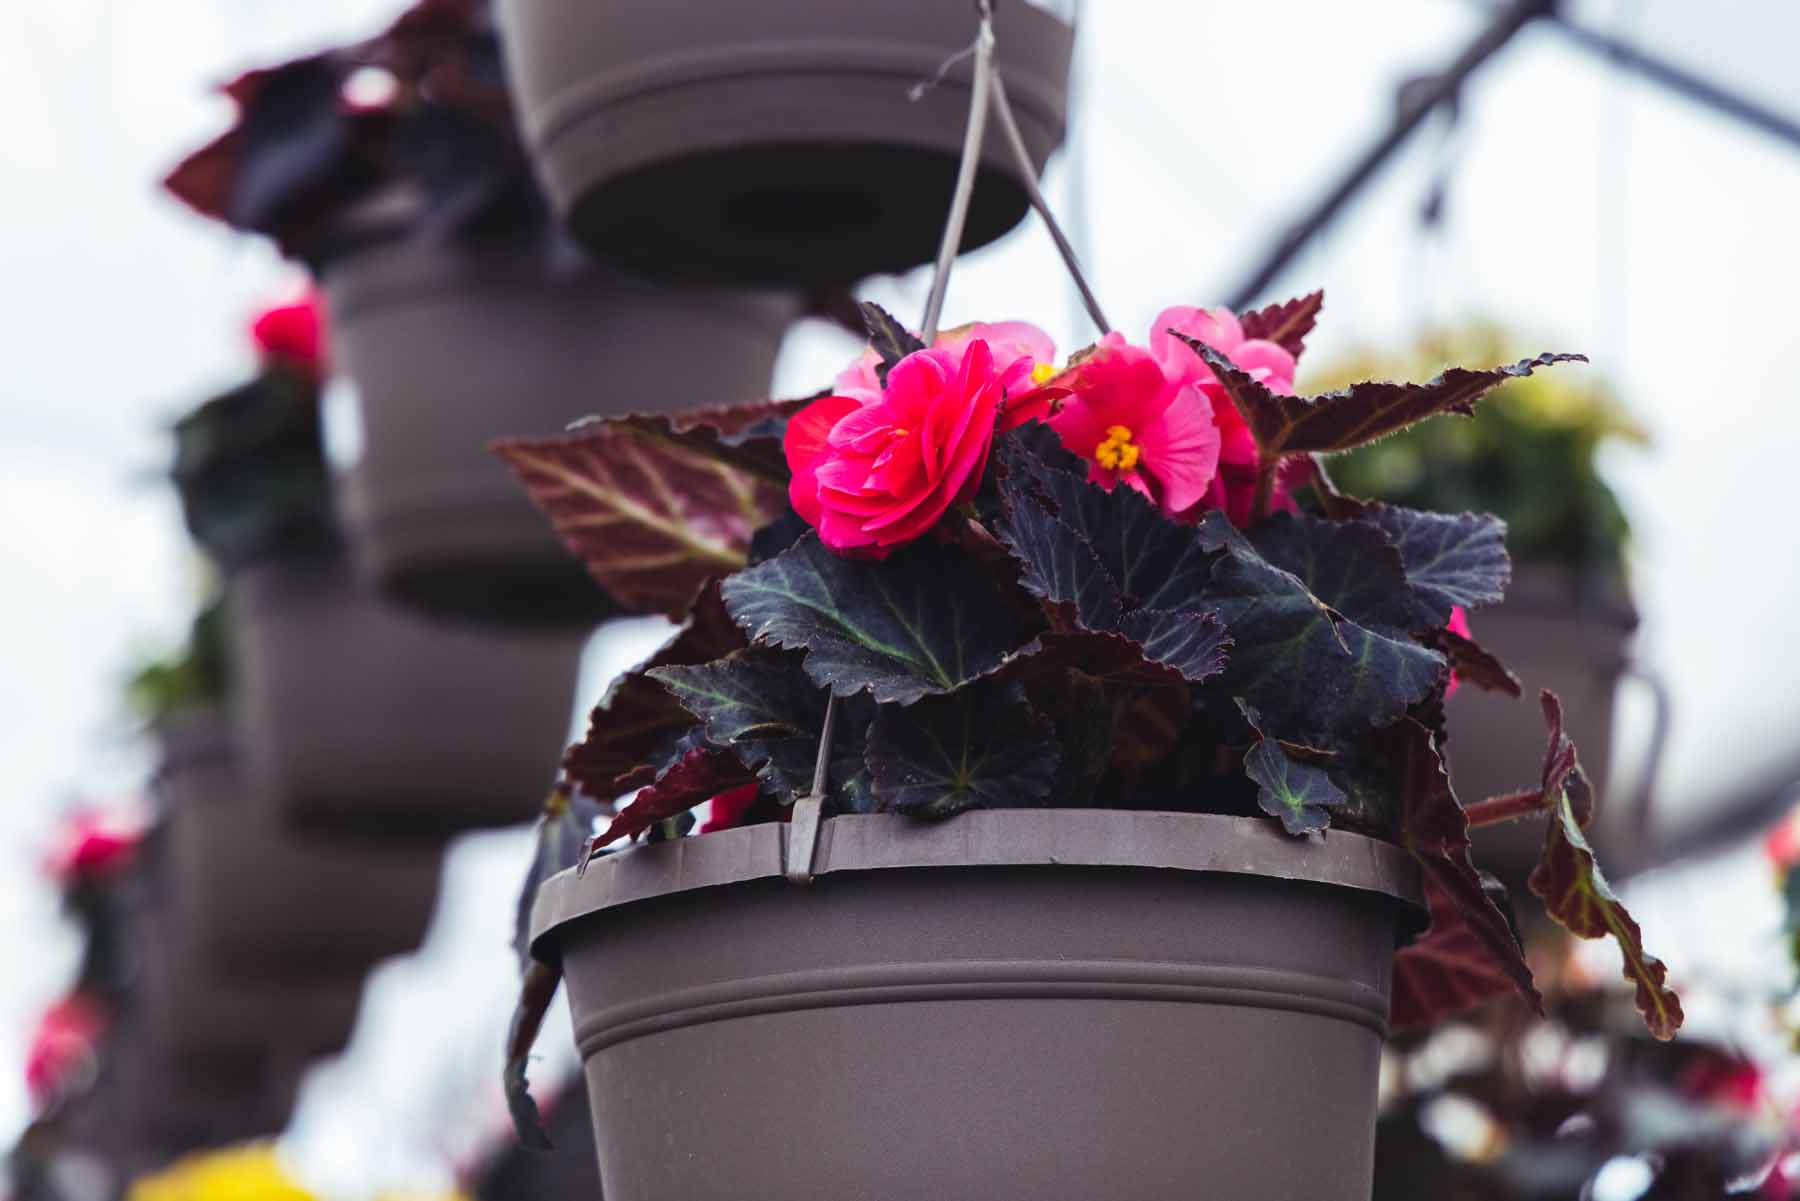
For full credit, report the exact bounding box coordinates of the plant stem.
[1463,789,1549,829]
[1250,456,1279,524]
[918,4,997,343]
[989,71,1111,335]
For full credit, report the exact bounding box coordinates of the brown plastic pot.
[494,0,1075,284]
[230,555,582,833]
[1446,566,1641,885]
[533,809,1421,1201]
[324,237,796,625]
[156,708,445,978]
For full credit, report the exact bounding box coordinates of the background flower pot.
[1447,566,1643,885]
[494,0,1074,284]
[156,708,445,977]
[533,810,1421,1201]
[324,237,797,624]
[230,555,583,833]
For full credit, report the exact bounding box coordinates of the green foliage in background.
[1316,325,1645,574]
[125,596,229,723]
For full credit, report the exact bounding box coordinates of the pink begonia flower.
[1767,808,1800,870]
[1444,606,1473,699]
[787,341,1006,558]
[834,320,1055,405]
[26,994,105,1111]
[250,289,329,380]
[1044,338,1222,516]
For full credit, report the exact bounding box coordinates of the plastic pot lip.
[531,809,1424,960]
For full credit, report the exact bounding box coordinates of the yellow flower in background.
[128,1145,315,1201]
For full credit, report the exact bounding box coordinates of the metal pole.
[1225,0,1558,310]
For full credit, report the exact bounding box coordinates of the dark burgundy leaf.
[1239,702,1345,834]
[1245,509,1428,635]
[722,534,1030,704]
[865,685,1058,818]
[1175,338,1586,456]
[1527,692,1682,1040]
[858,301,926,387]
[1362,505,1511,624]
[1198,512,1446,739]
[1391,873,1527,1029]
[492,404,792,619]
[511,785,604,975]
[1393,718,1543,1018]
[649,647,864,802]
[1236,290,1324,360]
[1427,626,1523,698]
[560,584,745,799]
[592,744,754,849]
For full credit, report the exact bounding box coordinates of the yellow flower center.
[1093,424,1141,472]
[1030,361,1058,385]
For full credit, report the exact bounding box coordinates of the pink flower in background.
[25,994,105,1111]
[1046,340,1221,516]
[43,810,143,884]
[1149,305,1297,468]
[787,341,1007,557]
[250,289,328,380]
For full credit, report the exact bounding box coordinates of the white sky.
[3,1,1799,1194]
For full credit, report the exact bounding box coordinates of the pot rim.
[530,809,1423,960]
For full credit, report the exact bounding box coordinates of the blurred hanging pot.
[155,707,445,978]
[493,0,1075,284]
[230,553,583,833]
[1447,565,1658,886]
[137,905,364,1066]
[531,811,1421,1201]
[323,233,797,624]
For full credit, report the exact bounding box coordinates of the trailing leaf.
[560,583,746,800]
[1360,506,1511,625]
[492,403,792,619]
[1174,338,1586,457]
[865,684,1058,818]
[1391,873,1530,1029]
[722,533,1031,704]
[1525,692,1682,1040]
[1391,717,1543,1018]
[1236,290,1324,360]
[1198,512,1446,738]
[511,785,604,975]
[591,741,755,850]
[650,647,865,802]
[1239,702,1345,834]
[858,301,927,387]
[504,959,561,1150]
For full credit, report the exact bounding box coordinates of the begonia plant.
[494,292,1681,1041]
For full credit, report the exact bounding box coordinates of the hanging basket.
[155,708,445,978]
[531,810,1421,1201]
[324,236,796,625]
[493,0,1075,284]
[230,555,583,834]
[1447,565,1642,885]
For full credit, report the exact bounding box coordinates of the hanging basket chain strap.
[786,0,1109,885]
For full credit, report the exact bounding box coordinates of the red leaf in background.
[1394,717,1543,1020]
[560,584,746,801]
[1391,873,1526,1029]
[492,403,793,621]
[1236,290,1324,361]
[1526,691,1683,1040]
[593,746,755,849]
